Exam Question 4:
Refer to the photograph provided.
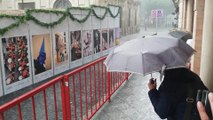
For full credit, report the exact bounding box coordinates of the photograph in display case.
[1,36,30,85]
[32,34,52,75]
[93,29,101,54]
[109,28,115,48]
[101,29,108,51]
[82,30,93,57]
[54,32,68,67]
[115,28,121,46]
[70,30,82,61]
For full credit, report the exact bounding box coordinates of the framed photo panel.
[53,32,69,74]
[0,35,32,94]
[0,19,32,94]
[82,30,93,64]
[92,13,101,60]
[101,8,109,56]
[69,10,83,69]
[109,28,115,49]
[115,27,121,46]
[101,28,109,56]
[51,14,70,75]
[28,12,53,83]
[81,12,93,64]
[93,29,101,60]
[31,33,53,83]
[70,30,82,69]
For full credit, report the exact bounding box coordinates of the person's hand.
[197,92,213,120]
[148,78,157,90]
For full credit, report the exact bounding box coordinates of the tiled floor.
[93,73,164,120]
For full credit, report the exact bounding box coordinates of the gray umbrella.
[104,36,195,75]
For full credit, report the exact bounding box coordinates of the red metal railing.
[0,56,130,120]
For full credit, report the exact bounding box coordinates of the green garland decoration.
[0,15,25,36]
[26,9,67,28]
[107,4,121,18]
[91,5,108,20]
[67,7,91,23]
[0,14,23,19]
[0,5,121,35]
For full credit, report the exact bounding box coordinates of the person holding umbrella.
[147,66,208,120]
[104,36,210,119]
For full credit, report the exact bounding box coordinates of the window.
[18,2,35,10]
[53,0,72,9]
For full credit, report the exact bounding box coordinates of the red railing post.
[61,75,71,120]
[60,76,67,120]
[125,73,129,80]
[64,75,71,120]
[107,72,111,102]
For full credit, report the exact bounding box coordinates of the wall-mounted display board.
[0,18,32,94]
[68,9,83,69]
[92,29,101,60]
[108,5,117,51]
[28,12,53,83]
[0,5,121,96]
[101,28,109,56]
[100,8,109,56]
[82,30,93,64]
[109,28,115,49]
[81,10,93,64]
[92,7,102,60]
[51,13,70,75]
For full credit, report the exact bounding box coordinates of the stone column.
[200,0,213,91]
[192,0,205,75]
[182,0,187,29]
[186,0,193,32]
[178,0,184,29]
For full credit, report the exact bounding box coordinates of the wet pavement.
[92,73,164,120]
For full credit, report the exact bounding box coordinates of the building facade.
[0,0,141,36]
[179,0,213,91]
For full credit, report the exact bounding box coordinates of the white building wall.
[0,0,97,10]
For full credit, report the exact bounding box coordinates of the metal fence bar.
[31,96,36,120]
[0,112,4,120]
[84,69,88,119]
[98,63,100,107]
[60,78,68,120]
[101,62,104,103]
[63,75,71,120]
[107,72,111,102]
[18,104,22,120]
[89,66,93,115]
[93,65,97,111]
[72,76,77,120]
[78,72,83,120]
[43,90,48,120]
[53,84,58,120]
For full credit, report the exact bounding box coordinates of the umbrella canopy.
[104,37,195,75]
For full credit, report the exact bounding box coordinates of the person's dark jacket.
[148,68,208,120]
